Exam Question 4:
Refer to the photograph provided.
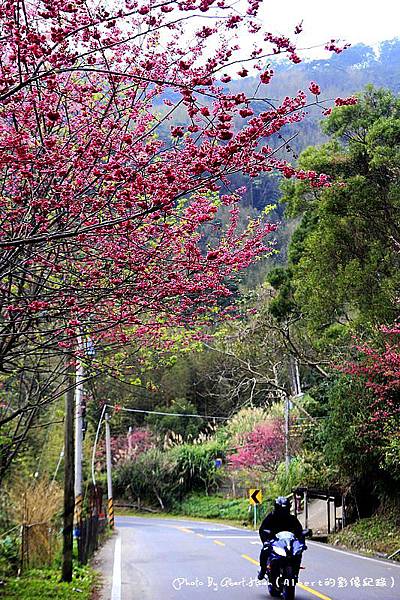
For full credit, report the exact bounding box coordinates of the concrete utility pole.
[285,357,303,473]
[62,371,75,582]
[74,337,84,537]
[284,394,290,473]
[105,413,114,528]
[128,425,132,457]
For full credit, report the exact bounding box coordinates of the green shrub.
[114,439,226,508]
[169,441,225,496]
[0,533,20,578]
[275,453,338,493]
[174,493,250,522]
[114,449,179,509]
[2,565,96,599]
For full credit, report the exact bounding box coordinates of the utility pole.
[74,337,84,538]
[105,414,114,529]
[291,357,302,397]
[285,357,302,473]
[284,393,290,473]
[62,369,75,582]
[128,425,132,458]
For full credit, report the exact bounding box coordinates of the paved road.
[95,516,400,600]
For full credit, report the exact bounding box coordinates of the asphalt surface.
[95,516,400,600]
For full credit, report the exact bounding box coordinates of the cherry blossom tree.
[345,324,400,473]
[96,427,154,467]
[0,1,336,357]
[0,0,349,479]
[228,418,285,473]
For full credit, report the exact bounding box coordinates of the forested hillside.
[224,38,400,282]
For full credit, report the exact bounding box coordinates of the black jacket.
[259,511,304,543]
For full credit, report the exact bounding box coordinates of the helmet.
[274,496,291,514]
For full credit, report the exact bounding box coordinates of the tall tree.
[269,86,400,348]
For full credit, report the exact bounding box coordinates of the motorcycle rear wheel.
[267,583,281,597]
[282,584,295,600]
[281,565,296,600]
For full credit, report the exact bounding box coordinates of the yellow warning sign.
[249,489,262,505]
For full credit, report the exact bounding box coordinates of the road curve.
[94,516,400,600]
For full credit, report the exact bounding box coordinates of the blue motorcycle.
[263,530,310,599]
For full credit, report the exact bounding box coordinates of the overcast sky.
[259,0,399,57]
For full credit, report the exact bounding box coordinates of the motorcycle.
[262,529,311,600]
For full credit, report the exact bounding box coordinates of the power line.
[105,404,230,421]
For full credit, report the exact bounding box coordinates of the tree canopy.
[269,86,400,346]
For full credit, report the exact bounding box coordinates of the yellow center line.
[213,540,225,547]
[297,584,332,600]
[177,527,194,534]
[241,555,332,600]
[241,554,258,565]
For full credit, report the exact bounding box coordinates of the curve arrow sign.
[249,489,262,505]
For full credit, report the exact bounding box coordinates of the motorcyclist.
[257,496,304,584]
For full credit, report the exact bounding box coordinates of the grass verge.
[173,493,251,522]
[328,513,400,560]
[0,565,99,599]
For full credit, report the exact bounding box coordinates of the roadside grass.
[328,513,400,560]
[0,565,99,599]
[174,493,251,522]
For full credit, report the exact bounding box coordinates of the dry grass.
[8,477,62,525]
[163,425,218,449]
[7,478,63,569]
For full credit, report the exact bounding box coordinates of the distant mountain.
[157,39,400,218]
[226,38,399,150]
[231,38,400,99]
[157,38,400,149]
[226,39,400,210]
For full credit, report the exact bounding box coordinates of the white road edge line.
[308,541,400,568]
[111,534,122,600]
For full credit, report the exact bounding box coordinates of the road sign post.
[249,489,262,529]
